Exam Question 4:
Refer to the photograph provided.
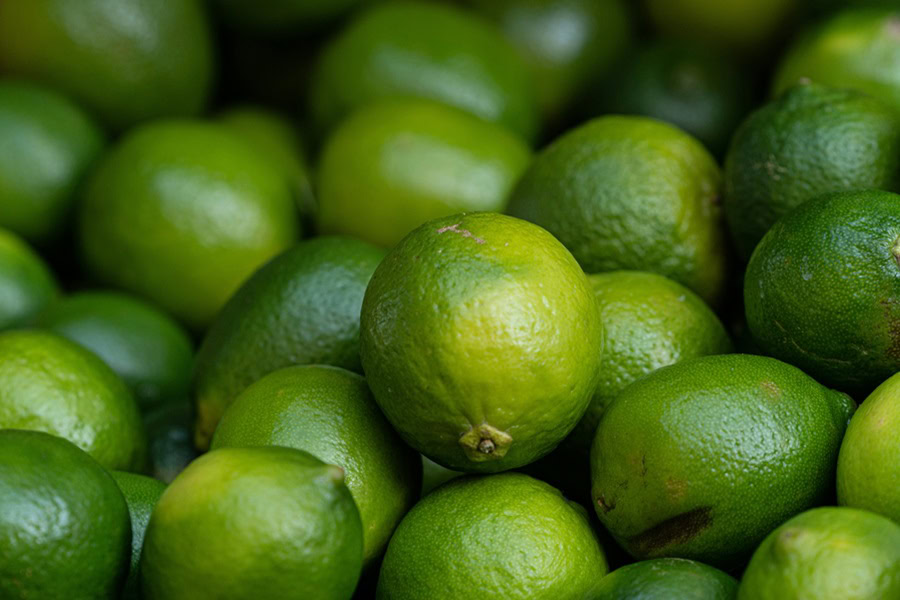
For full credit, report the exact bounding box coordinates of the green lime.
[837,372,900,522]
[594,558,738,600]
[309,1,539,141]
[141,446,363,600]
[360,212,603,472]
[211,365,421,566]
[591,354,855,566]
[0,329,146,470]
[773,8,900,110]
[421,455,464,496]
[377,473,608,598]
[78,120,300,330]
[39,291,194,413]
[0,429,131,598]
[738,507,900,599]
[507,115,727,306]
[744,189,900,396]
[724,82,900,260]
[0,80,104,243]
[144,401,198,485]
[0,228,58,330]
[0,0,214,131]
[192,236,384,448]
[467,0,633,120]
[316,98,532,248]
[212,0,366,35]
[110,471,166,600]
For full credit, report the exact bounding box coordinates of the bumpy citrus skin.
[506,115,727,306]
[744,190,900,396]
[724,82,900,260]
[738,507,900,599]
[111,471,166,600]
[594,558,738,600]
[141,447,363,600]
[0,430,131,599]
[0,329,146,471]
[360,213,603,473]
[0,81,104,243]
[0,0,214,131]
[211,365,422,566]
[316,99,532,249]
[0,228,58,330]
[591,354,855,567]
[309,1,539,141]
[193,236,384,448]
[377,473,608,599]
[837,372,900,522]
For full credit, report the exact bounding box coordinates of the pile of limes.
[1,1,899,599]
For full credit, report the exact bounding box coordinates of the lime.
[744,189,900,396]
[0,80,104,243]
[724,82,900,260]
[507,115,727,306]
[309,1,539,141]
[377,473,608,598]
[39,291,194,413]
[144,401,198,484]
[421,455,464,496]
[360,212,603,472]
[0,329,146,471]
[0,228,58,330]
[111,471,166,600]
[212,0,366,35]
[193,236,384,448]
[594,558,738,600]
[0,429,131,598]
[211,365,422,566]
[590,354,855,566]
[78,120,300,330]
[316,99,532,248]
[141,446,363,600]
[738,507,900,599]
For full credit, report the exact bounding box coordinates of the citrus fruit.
[0,80,104,244]
[738,507,900,599]
[377,473,608,598]
[724,82,900,260]
[308,1,539,141]
[0,228,58,330]
[140,446,363,600]
[360,212,603,472]
[594,558,738,600]
[0,429,131,598]
[600,40,751,156]
[421,455,464,496]
[773,8,900,110]
[467,0,632,121]
[78,120,299,330]
[144,401,198,484]
[211,0,366,35]
[506,115,727,306]
[211,365,422,566]
[744,189,900,396]
[837,372,900,522]
[192,236,384,447]
[0,329,146,471]
[0,0,214,131]
[39,291,194,414]
[111,471,166,600]
[316,99,532,248]
[590,354,855,566]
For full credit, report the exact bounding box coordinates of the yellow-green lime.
[377,473,608,599]
[0,80,104,243]
[140,446,363,600]
[0,429,131,599]
[211,365,422,566]
[738,507,900,599]
[193,236,385,448]
[591,354,855,566]
[211,0,366,35]
[594,558,738,600]
[0,228,58,330]
[111,471,166,600]
[316,98,532,248]
[0,329,146,471]
[506,115,727,307]
[360,212,603,472]
[78,120,299,330]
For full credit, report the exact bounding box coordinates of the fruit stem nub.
[459,423,512,462]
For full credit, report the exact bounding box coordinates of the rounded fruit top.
[594,557,738,600]
[0,227,58,331]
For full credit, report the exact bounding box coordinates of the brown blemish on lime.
[436,223,486,245]
[626,506,713,555]
[760,380,781,400]
[665,478,688,501]
[596,493,616,514]
[879,298,900,361]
